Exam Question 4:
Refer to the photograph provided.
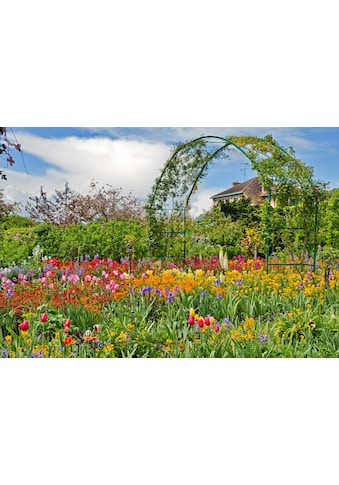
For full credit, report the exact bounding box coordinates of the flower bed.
[1,256,338,357]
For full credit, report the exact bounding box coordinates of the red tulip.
[40,313,48,322]
[187,315,195,325]
[64,318,71,328]
[214,324,220,332]
[19,320,29,331]
[204,317,210,326]
[198,318,204,328]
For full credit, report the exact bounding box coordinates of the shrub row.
[0,216,148,266]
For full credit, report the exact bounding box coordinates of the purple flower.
[1,348,8,358]
[140,286,152,294]
[259,333,268,343]
[223,317,231,328]
[298,283,304,289]
[236,279,243,286]
[31,349,43,358]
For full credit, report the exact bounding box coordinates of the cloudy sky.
[2,126,339,218]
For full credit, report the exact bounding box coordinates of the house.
[210,176,276,207]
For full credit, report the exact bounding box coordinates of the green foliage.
[320,188,339,248]
[0,219,149,266]
[32,220,148,261]
[0,224,38,267]
[192,204,244,257]
[0,214,36,229]
[240,227,262,258]
[219,197,260,227]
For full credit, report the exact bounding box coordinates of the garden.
[1,251,339,358]
[1,132,339,357]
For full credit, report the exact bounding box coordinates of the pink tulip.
[40,313,48,322]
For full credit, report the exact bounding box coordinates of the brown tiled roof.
[211,176,263,204]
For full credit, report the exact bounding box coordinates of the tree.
[25,183,80,225]
[0,189,20,218]
[75,180,145,223]
[25,180,145,225]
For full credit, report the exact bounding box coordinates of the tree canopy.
[25,180,145,225]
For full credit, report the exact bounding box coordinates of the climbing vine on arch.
[146,134,326,261]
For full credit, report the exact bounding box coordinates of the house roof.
[210,176,263,204]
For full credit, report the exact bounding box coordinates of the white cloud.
[189,187,224,219]
[2,133,172,209]
[282,135,317,151]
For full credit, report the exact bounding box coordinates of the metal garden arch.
[147,135,320,271]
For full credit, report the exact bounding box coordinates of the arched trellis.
[146,134,322,270]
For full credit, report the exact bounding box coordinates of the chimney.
[232,181,240,187]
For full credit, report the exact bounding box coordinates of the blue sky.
[2,127,339,218]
